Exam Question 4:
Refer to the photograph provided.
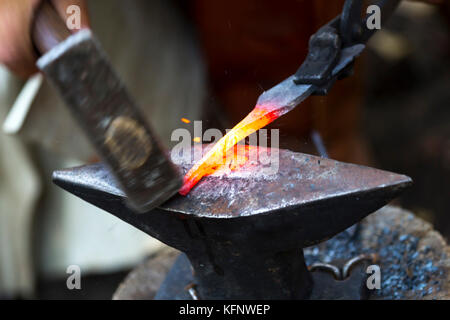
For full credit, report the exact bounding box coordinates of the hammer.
[32,1,182,213]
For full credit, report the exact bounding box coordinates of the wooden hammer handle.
[32,0,71,55]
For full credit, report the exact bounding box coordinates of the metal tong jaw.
[294,0,401,95]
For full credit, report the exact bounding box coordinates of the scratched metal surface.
[54,145,411,219]
[164,145,411,218]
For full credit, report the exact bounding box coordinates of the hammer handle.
[32,1,71,55]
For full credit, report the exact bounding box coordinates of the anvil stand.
[53,146,412,299]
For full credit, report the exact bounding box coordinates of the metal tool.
[257,0,401,111]
[53,145,412,299]
[32,1,182,213]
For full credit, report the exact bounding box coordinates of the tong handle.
[294,0,401,87]
[32,0,71,55]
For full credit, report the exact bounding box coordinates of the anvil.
[53,146,412,299]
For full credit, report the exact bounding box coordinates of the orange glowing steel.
[181,118,191,124]
[179,105,281,195]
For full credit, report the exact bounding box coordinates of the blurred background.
[0,0,448,299]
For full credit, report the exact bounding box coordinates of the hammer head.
[37,29,181,213]
[53,145,411,250]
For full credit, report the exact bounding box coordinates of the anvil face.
[166,145,411,218]
[54,146,411,219]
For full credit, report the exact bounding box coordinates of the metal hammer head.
[37,29,181,213]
